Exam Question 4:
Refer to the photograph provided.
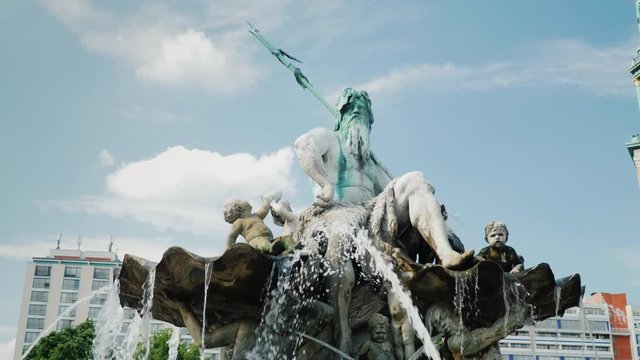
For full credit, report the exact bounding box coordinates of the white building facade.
[13,247,121,359]
[500,303,614,360]
[13,247,219,360]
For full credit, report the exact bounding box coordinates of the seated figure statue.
[478,221,524,273]
[224,194,277,253]
[294,87,475,353]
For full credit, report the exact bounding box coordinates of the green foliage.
[133,328,201,360]
[24,319,201,360]
[24,320,95,360]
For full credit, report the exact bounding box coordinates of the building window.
[510,343,530,349]
[64,266,81,278]
[512,356,533,360]
[34,265,51,277]
[60,292,78,304]
[559,319,580,330]
[92,279,109,291]
[562,345,582,351]
[88,307,101,319]
[595,346,610,352]
[536,344,558,350]
[62,279,80,290]
[30,291,48,302]
[24,332,39,344]
[28,304,47,316]
[535,319,557,329]
[535,331,557,338]
[32,278,50,289]
[124,308,136,320]
[90,293,108,305]
[93,268,111,280]
[151,323,162,333]
[588,320,608,331]
[57,319,73,330]
[26,318,44,330]
[59,305,76,317]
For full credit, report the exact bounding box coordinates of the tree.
[24,320,95,360]
[133,328,201,360]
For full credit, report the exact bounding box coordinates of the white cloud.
[347,39,633,97]
[0,338,14,360]
[97,149,115,167]
[53,146,296,235]
[0,234,216,263]
[135,29,257,92]
[39,0,259,93]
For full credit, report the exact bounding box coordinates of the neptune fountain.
[115,26,581,360]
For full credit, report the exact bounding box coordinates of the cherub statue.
[355,313,395,360]
[477,221,524,273]
[224,195,276,253]
[269,199,299,254]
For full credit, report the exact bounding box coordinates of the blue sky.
[1,0,639,357]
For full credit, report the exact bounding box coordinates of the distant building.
[13,247,121,359]
[500,292,637,360]
[13,245,220,360]
[628,2,640,187]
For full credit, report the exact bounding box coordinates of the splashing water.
[452,269,479,356]
[22,285,112,360]
[351,228,441,360]
[579,298,600,360]
[554,286,562,317]
[249,251,315,359]
[92,280,124,360]
[201,262,213,360]
[118,266,157,360]
[168,326,181,360]
[502,275,511,335]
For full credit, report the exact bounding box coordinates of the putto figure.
[478,221,524,273]
[269,199,298,254]
[224,195,275,253]
[355,313,395,360]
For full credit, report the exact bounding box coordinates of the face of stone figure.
[370,321,387,343]
[487,229,507,247]
[342,97,371,128]
[338,97,372,161]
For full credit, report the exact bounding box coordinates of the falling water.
[22,285,112,360]
[201,262,213,360]
[118,266,157,360]
[554,286,562,316]
[168,326,181,360]
[502,275,511,335]
[92,280,124,359]
[579,299,600,360]
[351,228,441,360]
[249,251,313,359]
[119,313,143,358]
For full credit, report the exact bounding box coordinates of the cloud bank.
[53,146,296,235]
[348,39,633,97]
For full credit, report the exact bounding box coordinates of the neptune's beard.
[338,115,371,167]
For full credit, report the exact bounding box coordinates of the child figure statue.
[478,221,524,273]
[223,192,281,253]
[269,199,299,255]
[355,313,395,360]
